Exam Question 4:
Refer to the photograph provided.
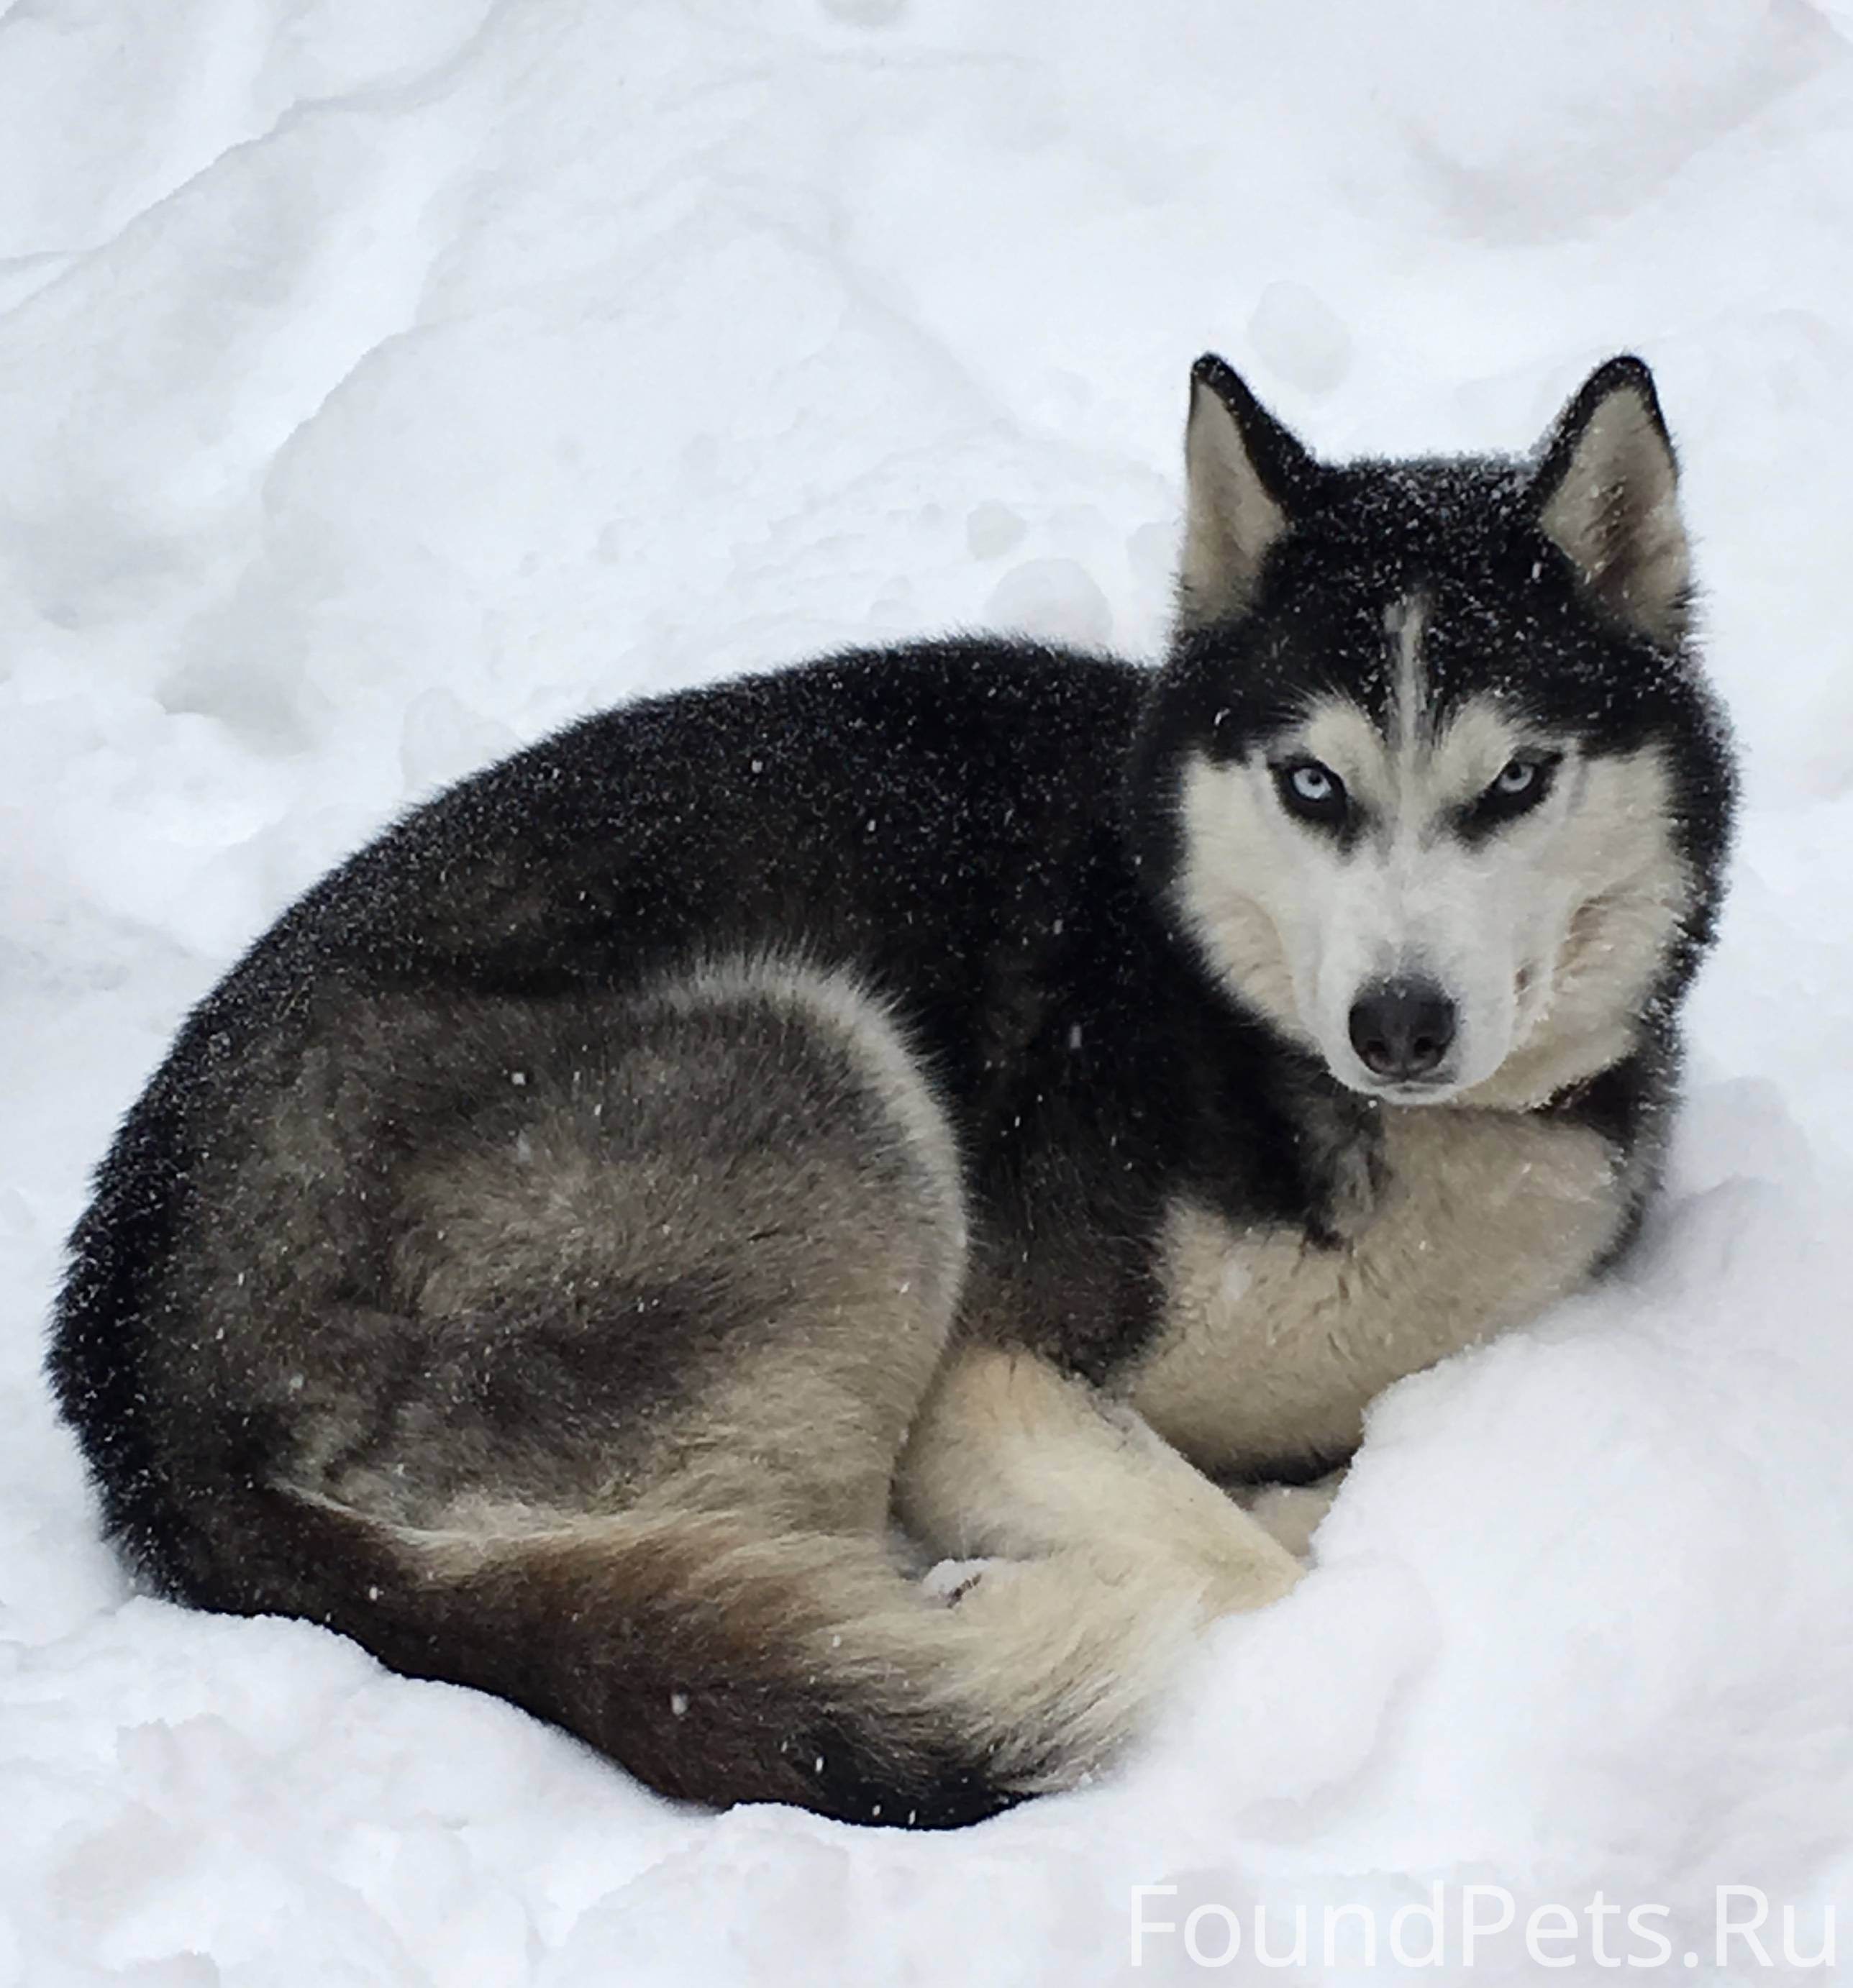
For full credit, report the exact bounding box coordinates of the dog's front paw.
[1202,1536,1305,1614]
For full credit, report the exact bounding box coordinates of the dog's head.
[1130,355,1736,1108]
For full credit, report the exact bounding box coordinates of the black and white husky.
[50,354,1736,1828]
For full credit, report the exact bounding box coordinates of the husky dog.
[50,353,1734,1828]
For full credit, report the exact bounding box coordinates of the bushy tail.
[273,1492,1200,1828]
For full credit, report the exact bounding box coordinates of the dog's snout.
[1348,979,1457,1083]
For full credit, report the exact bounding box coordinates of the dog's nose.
[1348,980,1457,1082]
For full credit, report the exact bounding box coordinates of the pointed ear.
[1179,354,1315,628]
[1529,355,1690,645]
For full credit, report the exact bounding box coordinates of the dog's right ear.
[1179,355,1315,628]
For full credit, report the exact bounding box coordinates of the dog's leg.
[896,1346,1302,1615]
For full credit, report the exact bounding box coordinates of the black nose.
[1348,979,1457,1082]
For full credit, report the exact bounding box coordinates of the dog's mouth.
[1342,1067,1463,1106]
[1317,1032,1468,1104]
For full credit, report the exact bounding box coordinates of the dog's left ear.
[1180,355,1316,628]
[1528,355,1690,646]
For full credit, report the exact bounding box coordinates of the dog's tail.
[271,1489,1201,1828]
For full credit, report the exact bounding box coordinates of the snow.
[3,0,1852,1979]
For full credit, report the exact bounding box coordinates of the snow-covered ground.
[4,1,1852,1980]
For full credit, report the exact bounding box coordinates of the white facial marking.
[1173,603,1690,1105]
[1385,591,1426,755]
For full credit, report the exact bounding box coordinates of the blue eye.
[1273,758,1349,824]
[1495,760,1536,796]
[1465,752,1562,834]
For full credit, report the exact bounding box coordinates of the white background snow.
[3,1,1852,1981]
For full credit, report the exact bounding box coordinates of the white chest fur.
[1127,1108,1628,1474]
